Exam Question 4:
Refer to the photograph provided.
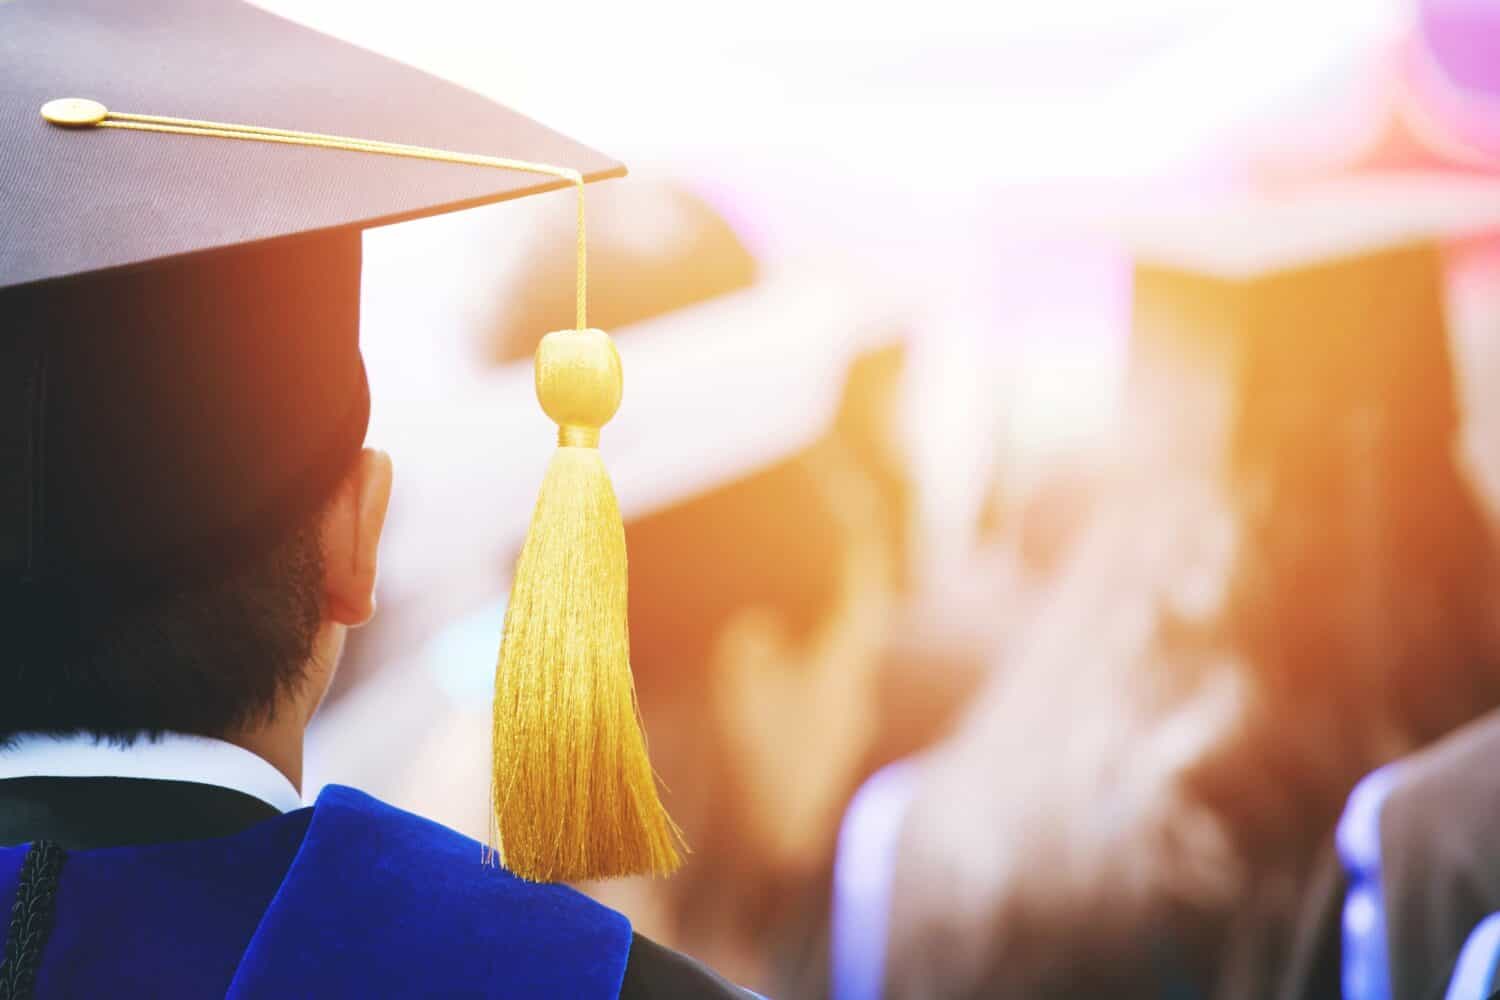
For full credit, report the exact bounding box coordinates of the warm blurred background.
[260,1,1500,996]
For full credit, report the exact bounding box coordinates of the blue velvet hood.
[0,784,635,997]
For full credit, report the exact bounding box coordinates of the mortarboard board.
[0,0,623,291]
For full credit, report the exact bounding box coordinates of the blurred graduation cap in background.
[1116,172,1500,481]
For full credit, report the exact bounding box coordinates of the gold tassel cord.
[41,97,679,881]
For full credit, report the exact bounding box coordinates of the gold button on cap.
[40,98,107,126]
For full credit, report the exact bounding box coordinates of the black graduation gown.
[0,776,752,999]
[1280,709,1500,1000]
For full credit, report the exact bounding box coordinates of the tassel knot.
[535,328,622,433]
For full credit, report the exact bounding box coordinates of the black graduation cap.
[0,0,624,601]
[1118,173,1500,476]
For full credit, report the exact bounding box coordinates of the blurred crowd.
[280,0,1500,996]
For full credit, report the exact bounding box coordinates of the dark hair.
[1174,284,1500,993]
[623,444,879,962]
[625,451,846,689]
[0,523,325,744]
[1174,352,1500,991]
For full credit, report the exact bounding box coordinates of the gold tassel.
[493,327,684,882]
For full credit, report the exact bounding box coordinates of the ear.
[321,448,394,627]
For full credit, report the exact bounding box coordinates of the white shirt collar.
[0,732,304,814]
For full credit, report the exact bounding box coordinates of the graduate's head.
[0,223,396,744]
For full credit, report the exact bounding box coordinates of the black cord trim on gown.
[0,841,66,1000]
